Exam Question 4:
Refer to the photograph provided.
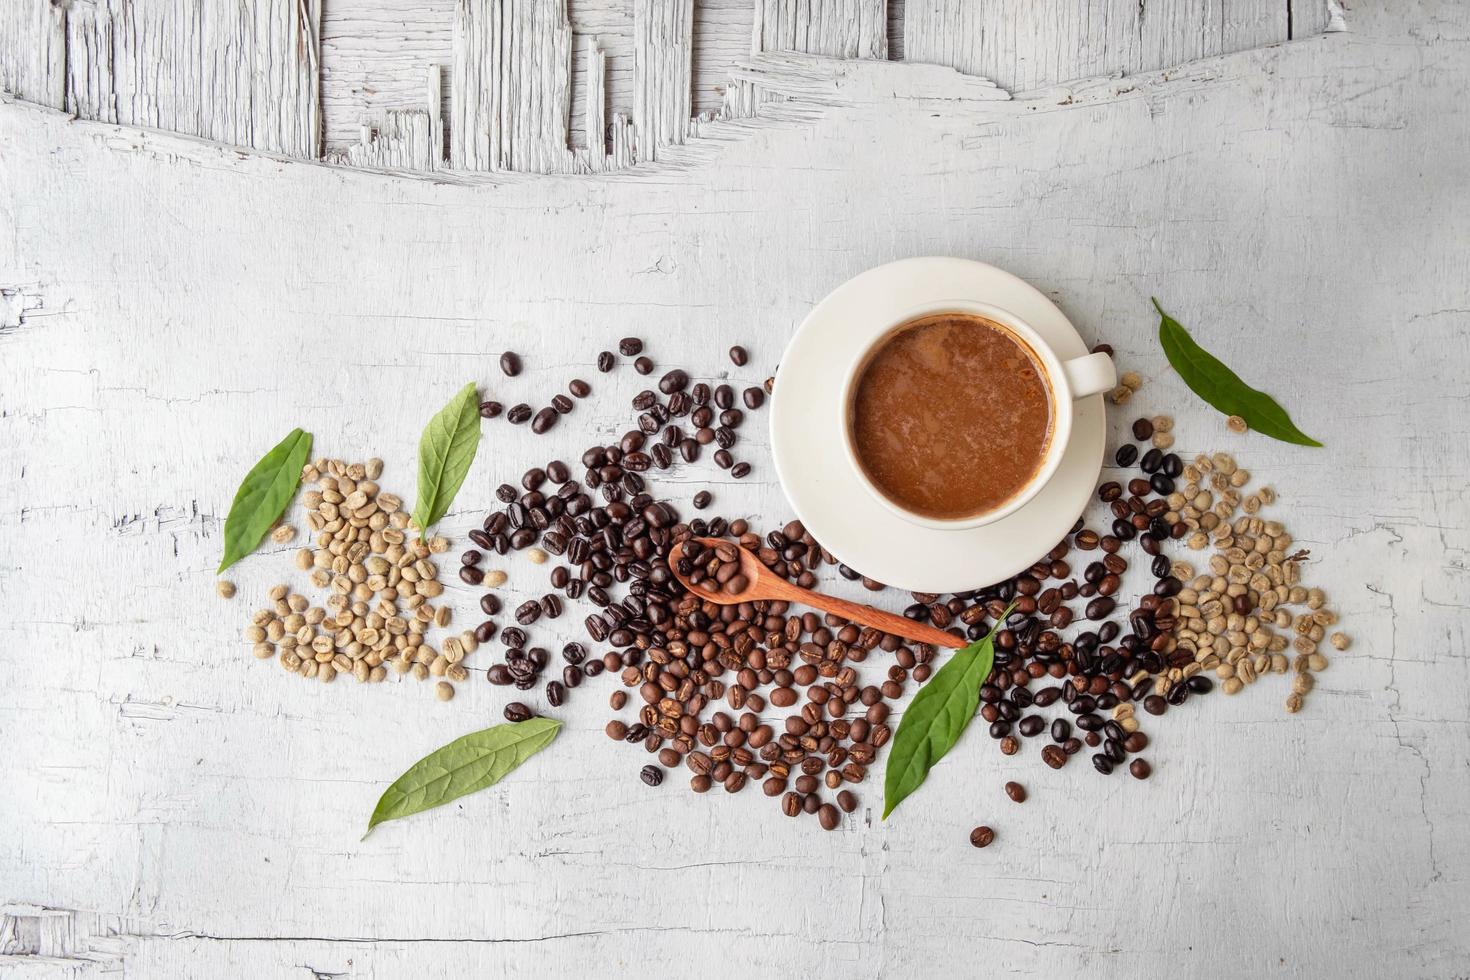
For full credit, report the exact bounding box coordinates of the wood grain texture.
[2,2,1468,977]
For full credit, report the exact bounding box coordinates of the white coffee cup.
[840,299,1116,531]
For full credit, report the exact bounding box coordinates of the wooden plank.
[632,0,693,162]
[755,0,888,59]
[904,0,1293,91]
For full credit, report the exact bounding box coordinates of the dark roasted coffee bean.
[541,594,563,618]
[1143,694,1167,716]
[1150,473,1174,495]
[1140,447,1163,473]
[619,337,643,356]
[568,378,591,398]
[597,351,615,372]
[1004,781,1026,803]
[1085,596,1116,620]
[730,462,751,479]
[546,680,566,706]
[1092,754,1114,775]
[1018,715,1045,737]
[1042,744,1067,769]
[459,565,484,585]
[552,393,574,414]
[640,764,664,787]
[531,407,559,433]
[1051,718,1071,742]
[1132,417,1154,440]
[713,449,733,469]
[969,825,995,848]
[507,403,532,424]
[479,400,503,419]
[1129,759,1152,779]
[742,386,765,409]
[500,351,522,376]
[1186,675,1213,694]
[714,384,734,409]
[658,369,689,394]
[486,663,512,685]
[634,356,654,375]
[729,345,748,366]
[692,490,712,509]
[504,702,533,723]
[515,600,542,625]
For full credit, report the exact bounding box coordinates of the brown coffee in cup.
[847,311,1055,521]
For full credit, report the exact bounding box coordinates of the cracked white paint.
[1,0,1340,176]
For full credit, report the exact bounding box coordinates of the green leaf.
[365,718,561,837]
[883,603,1013,819]
[1153,299,1323,447]
[411,382,482,533]
[217,428,312,573]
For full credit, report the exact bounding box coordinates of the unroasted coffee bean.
[500,351,522,376]
[504,702,533,722]
[969,825,995,848]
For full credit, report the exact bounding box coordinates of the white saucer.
[769,257,1106,593]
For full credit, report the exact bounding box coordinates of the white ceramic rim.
[837,298,1075,531]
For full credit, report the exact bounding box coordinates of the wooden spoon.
[671,537,965,649]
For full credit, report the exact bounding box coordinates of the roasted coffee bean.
[1018,715,1045,737]
[500,351,522,376]
[479,400,503,419]
[541,594,563,618]
[640,764,664,786]
[487,663,513,685]
[1042,745,1067,769]
[693,490,712,509]
[1098,481,1122,502]
[459,565,484,585]
[731,462,751,479]
[546,680,566,706]
[634,356,654,375]
[1129,759,1152,780]
[729,345,749,366]
[1143,694,1167,716]
[1150,473,1174,495]
[504,702,533,723]
[1004,781,1026,803]
[1186,675,1213,694]
[569,378,591,398]
[531,407,559,433]
[1051,718,1071,742]
[969,825,995,848]
[619,337,644,356]
[1092,754,1114,775]
[743,387,765,409]
[552,393,574,414]
[507,403,533,424]
[658,369,689,394]
[819,804,840,830]
[1114,443,1140,468]
[597,351,615,372]
[1140,447,1163,473]
[1085,596,1116,620]
[1132,417,1154,440]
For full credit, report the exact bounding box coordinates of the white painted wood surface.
[2,2,1469,977]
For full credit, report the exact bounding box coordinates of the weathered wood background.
[3,0,1468,977]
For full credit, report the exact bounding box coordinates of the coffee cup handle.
[1061,352,1117,399]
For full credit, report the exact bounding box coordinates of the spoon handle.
[766,577,966,650]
